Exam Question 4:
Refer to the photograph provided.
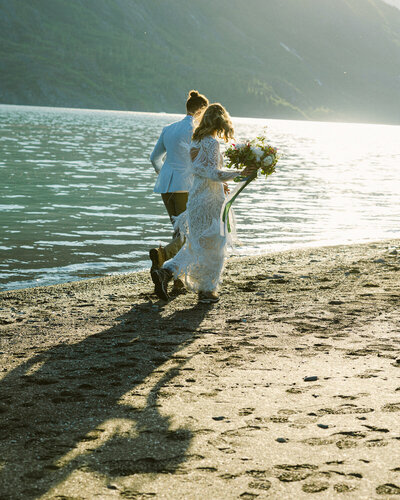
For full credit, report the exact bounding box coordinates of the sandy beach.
[0,239,399,499]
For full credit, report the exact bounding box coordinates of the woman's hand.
[223,182,230,195]
[241,163,259,177]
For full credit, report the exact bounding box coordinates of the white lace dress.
[163,135,241,292]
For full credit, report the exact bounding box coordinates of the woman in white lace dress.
[152,104,258,303]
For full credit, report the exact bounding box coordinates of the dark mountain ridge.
[1,0,400,124]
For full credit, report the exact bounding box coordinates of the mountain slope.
[0,0,400,123]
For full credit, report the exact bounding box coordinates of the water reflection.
[0,105,399,290]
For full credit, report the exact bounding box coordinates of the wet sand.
[0,239,399,499]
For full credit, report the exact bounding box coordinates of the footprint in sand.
[121,489,156,498]
[334,430,366,449]
[382,402,400,412]
[270,415,289,423]
[248,480,271,490]
[23,376,59,385]
[317,404,374,415]
[302,481,330,493]
[196,466,218,472]
[286,387,309,394]
[365,439,388,447]
[363,424,389,433]
[303,437,334,446]
[274,464,318,482]
[334,431,366,438]
[278,409,299,415]
[357,369,382,378]
[238,408,255,416]
[239,493,259,499]
[334,483,357,493]
[334,394,358,400]
[245,469,272,480]
[219,473,240,480]
[376,483,400,495]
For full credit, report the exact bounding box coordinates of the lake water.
[1,104,399,291]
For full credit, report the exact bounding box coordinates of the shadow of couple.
[0,297,213,498]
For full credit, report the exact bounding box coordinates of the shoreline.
[1,237,399,298]
[2,102,400,127]
[1,239,399,499]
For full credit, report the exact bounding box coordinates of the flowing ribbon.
[220,172,257,236]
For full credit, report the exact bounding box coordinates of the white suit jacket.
[150,115,194,193]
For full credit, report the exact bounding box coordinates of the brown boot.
[151,268,173,301]
[198,291,219,304]
[149,246,166,284]
[171,278,185,295]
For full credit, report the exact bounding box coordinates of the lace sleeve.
[192,137,241,182]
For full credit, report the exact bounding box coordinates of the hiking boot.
[198,291,220,304]
[151,268,173,301]
[171,278,185,295]
[149,246,166,284]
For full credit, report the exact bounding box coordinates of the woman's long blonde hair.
[192,103,234,142]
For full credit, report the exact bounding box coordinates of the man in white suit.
[149,90,209,289]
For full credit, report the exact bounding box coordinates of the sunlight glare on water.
[0,105,399,290]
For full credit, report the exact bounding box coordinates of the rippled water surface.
[1,104,399,291]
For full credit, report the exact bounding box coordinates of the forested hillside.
[1,0,400,123]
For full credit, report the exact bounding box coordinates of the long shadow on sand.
[0,299,212,499]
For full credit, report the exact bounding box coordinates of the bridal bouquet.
[225,136,278,181]
[221,136,279,236]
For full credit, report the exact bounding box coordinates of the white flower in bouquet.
[263,155,273,166]
[251,146,264,160]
